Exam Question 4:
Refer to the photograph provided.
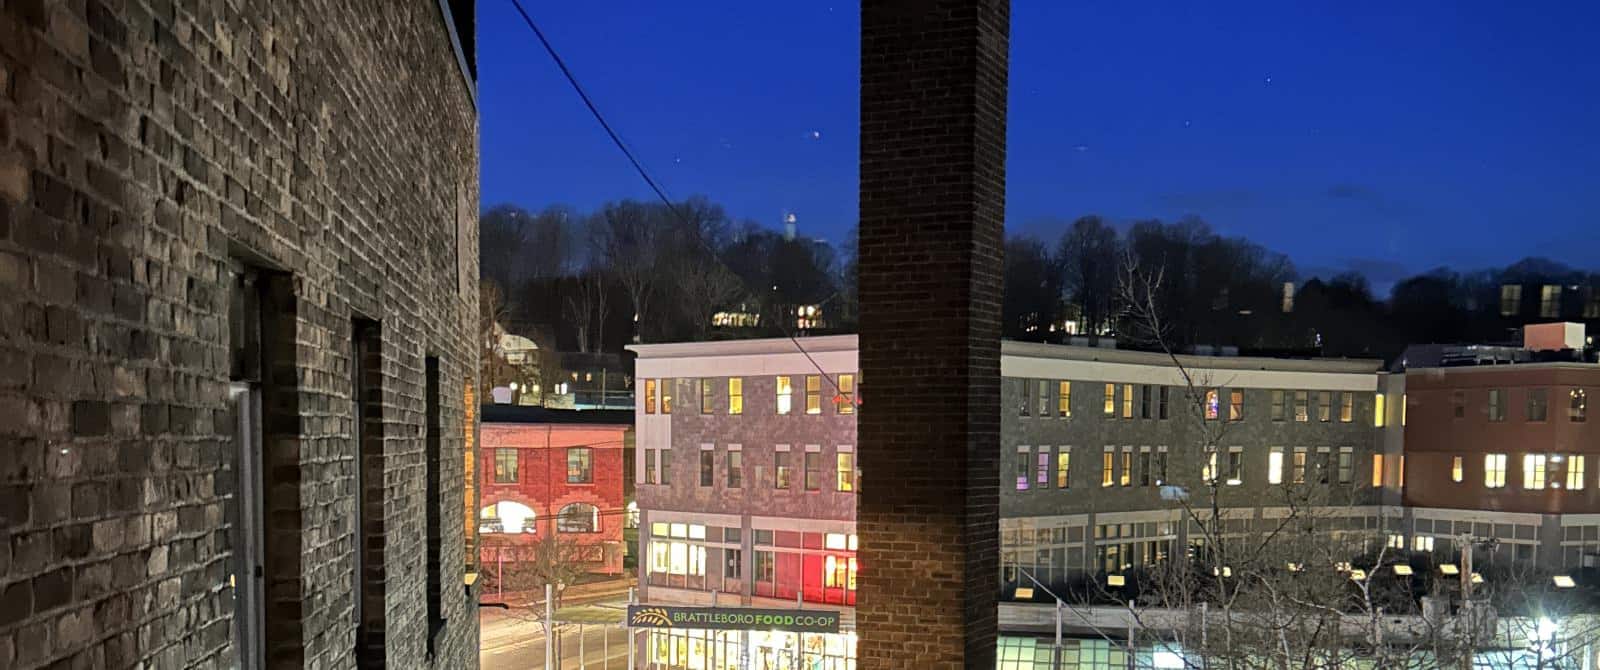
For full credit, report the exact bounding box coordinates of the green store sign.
[627,605,842,634]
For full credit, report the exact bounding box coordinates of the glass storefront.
[646,629,857,670]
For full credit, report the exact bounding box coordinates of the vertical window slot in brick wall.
[424,356,445,654]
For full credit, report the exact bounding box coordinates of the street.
[481,597,640,670]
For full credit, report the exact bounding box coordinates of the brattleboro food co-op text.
[627,606,842,634]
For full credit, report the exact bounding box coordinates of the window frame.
[566,447,593,484]
[493,448,519,483]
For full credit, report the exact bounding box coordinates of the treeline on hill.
[481,196,1599,362]
[480,197,854,354]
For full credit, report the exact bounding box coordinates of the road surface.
[481,599,640,670]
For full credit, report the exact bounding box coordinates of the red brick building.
[479,406,632,577]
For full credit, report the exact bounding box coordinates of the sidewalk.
[482,575,636,608]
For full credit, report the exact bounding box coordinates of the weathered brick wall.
[858,1,1007,667]
[0,0,478,668]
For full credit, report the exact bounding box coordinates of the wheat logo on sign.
[630,607,673,627]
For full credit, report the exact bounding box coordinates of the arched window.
[558,503,600,533]
[624,501,639,529]
[479,501,536,534]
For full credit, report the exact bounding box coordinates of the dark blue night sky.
[479,1,1600,283]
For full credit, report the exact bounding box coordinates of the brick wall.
[479,423,628,575]
[0,1,478,668]
[858,1,1008,667]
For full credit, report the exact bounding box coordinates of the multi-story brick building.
[0,1,479,668]
[632,336,861,669]
[478,406,631,577]
[628,336,1403,667]
[998,342,1389,594]
[1400,337,1600,570]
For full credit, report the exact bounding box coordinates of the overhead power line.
[504,0,849,399]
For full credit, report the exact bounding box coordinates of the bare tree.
[564,271,610,354]
[588,201,661,342]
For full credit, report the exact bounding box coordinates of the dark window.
[424,357,444,652]
[1140,385,1152,419]
[1317,391,1332,422]
[727,451,743,488]
[1572,389,1588,422]
[726,549,743,581]
[774,452,791,489]
[1488,389,1505,422]
[1528,389,1549,422]
[701,378,715,414]
[804,452,821,490]
[1270,390,1285,421]
[700,450,715,487]
[1138,450,1151,486]
[558,503,599,533]
[567,447,593,484]
[1453,391,1465,419]
[1158,386,1169,420]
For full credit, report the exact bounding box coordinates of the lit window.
[1036,448,1049,487]
[1485,453,1507,489]
[1122,385,1134,419]
[1204,389,1220,420]
[836,374,855,415]
[1374,393,1386,427]
[1401,393,1408,426]
[1202,450,1217,483]
[1451,456,1463,483]
[805,376,822,415]
[1102,447,1115,487]
[1295,391,1309,423]
[1120,447,1132,487]
[776,376,793,415]
[1228,391,1243,422]
[1372,454,1385,488]
[1267,448,1284,485]
[1568,455,1586,491]
[661,378,674,414]
[1524,454,1547,490]
[1292,448,1307,484]
[1055,448,1071,488]
[645,379,657,414]
[1413,535,1434,552]
[1057,381,1071,417]
[837,452,855,492]
[1500,284,1522,316]
[1103,384,1116,416]
[728,378,743,415]
[1572,389,1588,422]
[1541,284,1561,318]
[1339,393,1354,423]
[825,533,848,550]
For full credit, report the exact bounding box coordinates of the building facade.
[478,406,631,578]
[997,342,1390,595]
[1402,362,1600,569]
[632,336,861,670]
[0,1,479,668]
